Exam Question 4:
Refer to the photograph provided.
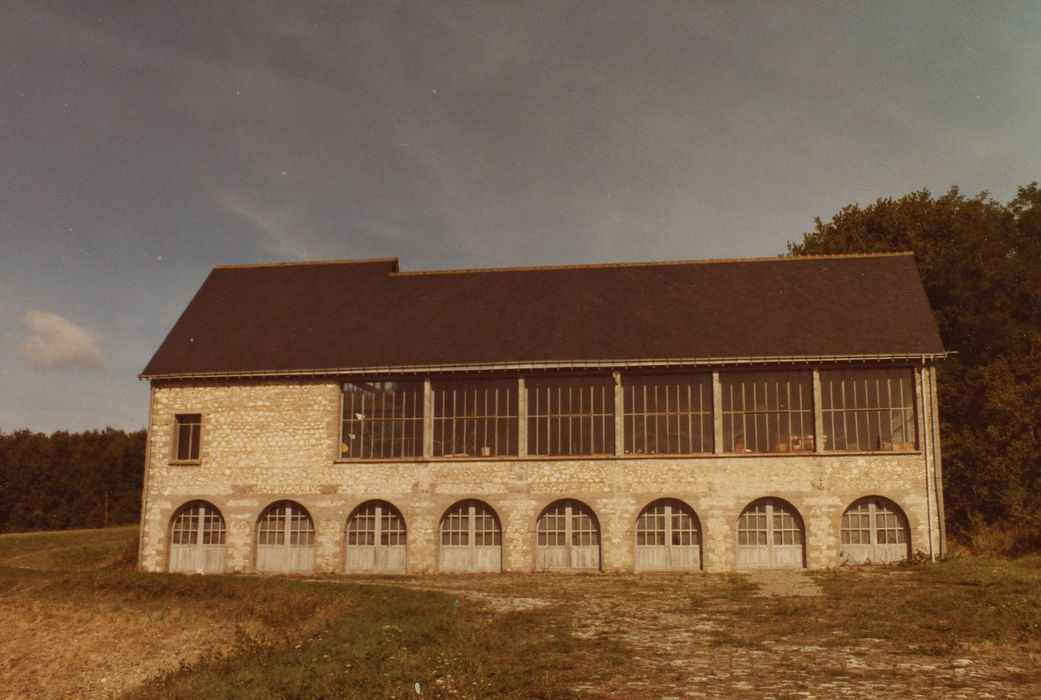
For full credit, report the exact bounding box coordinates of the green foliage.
[789,184,1041,538]
[0,428,145,532]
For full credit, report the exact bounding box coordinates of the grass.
[2,528,1041,698]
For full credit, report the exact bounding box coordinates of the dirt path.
[351,572,1041,699]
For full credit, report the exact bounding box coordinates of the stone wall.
[139,377,944,574]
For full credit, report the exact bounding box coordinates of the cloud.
[18,311,106,370]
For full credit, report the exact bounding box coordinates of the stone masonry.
[139,368,945,574]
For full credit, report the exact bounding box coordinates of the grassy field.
[1,529,1040,699]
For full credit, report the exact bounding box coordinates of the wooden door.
[535,500,600,572]
[438,500,502,572]
[345,501,407,573]
[841,497,910,564]
[256,501,316,573]
[168,501,225,574]
[736,498,805,569]
[635,499,701,571]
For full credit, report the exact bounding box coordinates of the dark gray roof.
[141,253,945,378]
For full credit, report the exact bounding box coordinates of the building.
[137,253,947,575]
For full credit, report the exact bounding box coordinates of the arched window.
[168,500,225,574]
[256,500,315,573]
[841,496,910,563]
[736,498,805,569]
[635,499,701,571]
[345,500,407,573]
[439,500,502,572]
[535,499,600,571]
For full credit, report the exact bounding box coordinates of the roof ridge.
[393,251,914,277]
[213,257,399,270]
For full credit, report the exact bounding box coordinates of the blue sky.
[1,1,1039,432]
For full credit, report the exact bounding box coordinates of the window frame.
[339,379,424,460]
[171,413,203,464]
[720,370,814,454]
[431,377,519,458]
[820,367,918,452]
[622,373,713,455]
[526,375,616,457]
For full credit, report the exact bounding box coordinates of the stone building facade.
[138,253,947,574]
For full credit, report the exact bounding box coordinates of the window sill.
[169,459,202,466]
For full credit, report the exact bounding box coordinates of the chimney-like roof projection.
[141,253,946,379]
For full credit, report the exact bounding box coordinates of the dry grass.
[2,528,1041,698]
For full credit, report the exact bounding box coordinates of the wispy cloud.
[18,311,106,370]
[209,186,311,260]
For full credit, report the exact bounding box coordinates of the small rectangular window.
[821,368,916,451]
[173,414,202,461]
[623,374,713,454]
[527,376,614,456]
[721,371,813,453]
[341,381,423,458]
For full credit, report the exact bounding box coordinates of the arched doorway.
[168,500,225,574]
[635,499,701,571]
[345,500,407,573]
[841,496,910,563]
[256,500,315,573]
[736,498,805,569]
[535,499,600,571]
[439,500,502,572]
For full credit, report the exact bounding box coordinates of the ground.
[1,527,1039,699]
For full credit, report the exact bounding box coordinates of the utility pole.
[103,490,109,529]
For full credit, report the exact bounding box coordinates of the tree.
[789,184,1041,539]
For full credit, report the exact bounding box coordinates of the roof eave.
[139,351,951,381]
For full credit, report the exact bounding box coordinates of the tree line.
[790,183,1041,540]
[0,428,145,532]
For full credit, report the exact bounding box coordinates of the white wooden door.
[256,501,316,574]
[634,499,701,571]
[535,500,600,572]
[438,500,502,572]
[841,497,910,564]
[345,501,408,573]
[736,498,805,569]
[168,501,225,574]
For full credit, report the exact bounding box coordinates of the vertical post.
[928,365,947,558]
[613,371,624,456]
[422,378,433,458]
[712,371,723,455]
[915,367,935,561]
[517,377,528,458]
[812,369,824,453]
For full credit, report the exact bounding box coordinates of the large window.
[821,369,916,451]
[623,374,712,454]
[527,376,614,456]
[433,379,518,457]
[341,381,423,459]
[721,371,813,453]
[173,413,202,461]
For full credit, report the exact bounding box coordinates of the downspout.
[917,366,935,561]
[929,366,947,558]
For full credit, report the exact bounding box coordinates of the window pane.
[174,414,201,461]
[623,375,712,455]
[433,379,518,457]
[527,377,614,456]
[821,369,916,451]
[721,372,813,453]
[341,381,423,458]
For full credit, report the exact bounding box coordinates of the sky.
[1,1,1039,433]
